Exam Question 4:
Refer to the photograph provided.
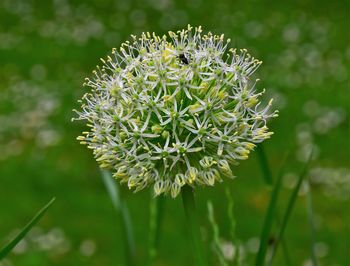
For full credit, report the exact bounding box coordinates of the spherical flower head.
[74,25,278,198]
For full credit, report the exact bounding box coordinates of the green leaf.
[255,153,288,266]
[268,150,313,265]
[256,145,273,186]
[0,197,56,260]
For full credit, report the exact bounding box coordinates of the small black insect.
[268,236,276,246]
[178,53,189,65]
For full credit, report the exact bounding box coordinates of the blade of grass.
[256,145,273,186]
[182,186,207,266]
[268,150,313,265]
[256,145,292,266]
[306,183,318,266]
[0,197,55,260]
[255,153,288,266]
[148,194,165,266]
[275,216,291,266]
[101,170,136,266]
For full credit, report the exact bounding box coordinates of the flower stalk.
[101,170,136,266]
[181,186,207,266]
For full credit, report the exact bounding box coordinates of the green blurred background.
[0,0,349,265]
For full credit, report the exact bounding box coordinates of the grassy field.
[0,0,349,265]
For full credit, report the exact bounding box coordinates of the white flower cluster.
[74,25,277,197]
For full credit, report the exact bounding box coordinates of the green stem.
[148,195,165,266]
[181,186,207,266]
[101,170,136,266]
[225,188,240,266]
[207,201,228,266]
[276,215,292,266]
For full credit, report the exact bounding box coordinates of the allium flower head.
[74,25,277,198]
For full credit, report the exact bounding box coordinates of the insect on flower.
[73,25,278,198]
[178,53,189,65]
